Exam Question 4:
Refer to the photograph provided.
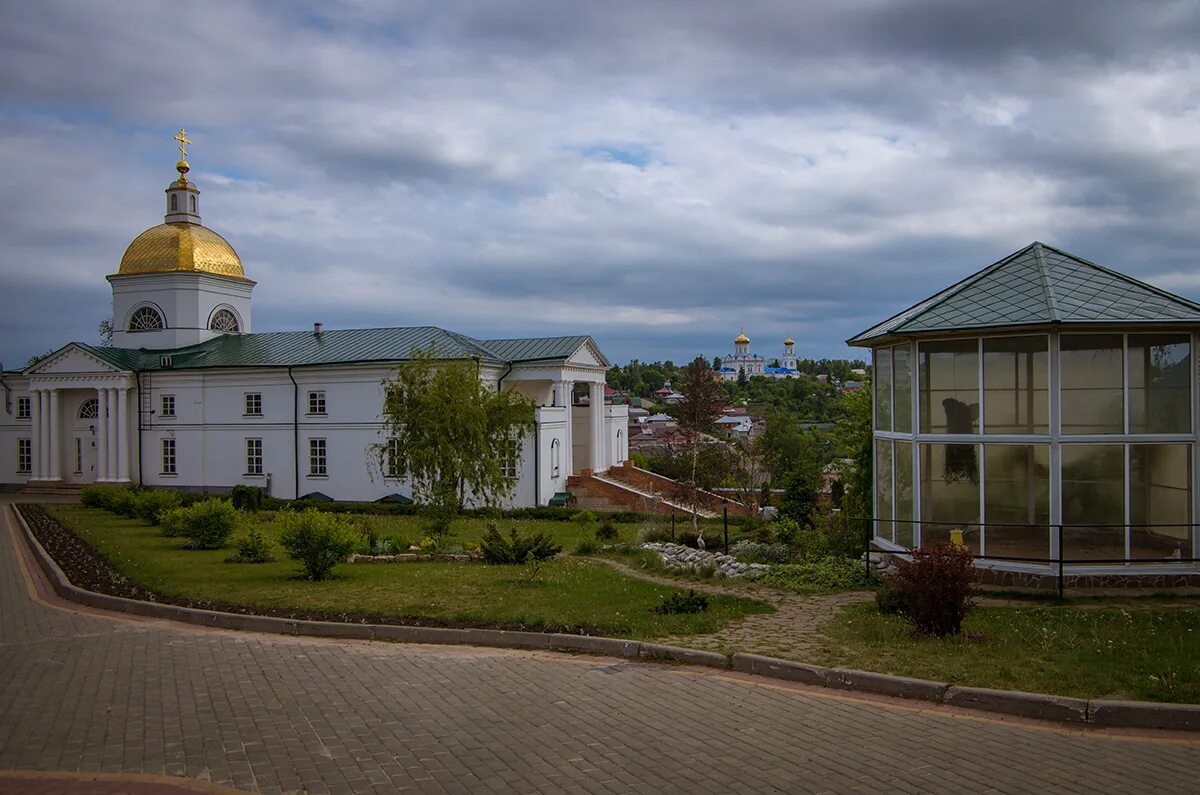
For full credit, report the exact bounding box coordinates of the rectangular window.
[500,438,520,479]
[919,443,981,553]
[919,340,979,434]
[983,336,1049,434]
[874,347,892,432]
[875,440,893,541]
[309,438,327,476]
[1130,444,1191,561]
[1060,334,1123,434]
[1128,334,1191,434]
[307,390,326,415]
[161,438,176,475]
[1061,444,1124,562]
[17,439,31,473]
[244,392,263,417]
[16,396,30,419]
[983,444,1049,561]
[893,345,912,434]
[386,437,401,478]
[160,394,176,418]
[894,441,913,548]
[246,438,263,475]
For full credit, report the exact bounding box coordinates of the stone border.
[12,505,1199,732]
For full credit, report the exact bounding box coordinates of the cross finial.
[174,128,191,161]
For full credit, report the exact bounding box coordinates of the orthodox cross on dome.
[174,128,191,161]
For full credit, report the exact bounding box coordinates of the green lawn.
[45,506,771,639]
[808,602,1200,703]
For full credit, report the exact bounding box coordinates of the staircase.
[566,462,750,519]
[18,482,85,500]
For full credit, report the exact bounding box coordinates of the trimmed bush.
[228,527,275,563]
[886,542,977,637]
[81,484,127,510]
[479,524,562,564]
[276,509,359,580]
[159,506,190,537]
[229,485,262,513]
[595,520,618,542]
[731,540,792,564]
[108,489,140,519]
[180,498,239,549]
[133,489,181,526]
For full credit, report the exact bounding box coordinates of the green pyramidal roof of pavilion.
[848,242,1200,346]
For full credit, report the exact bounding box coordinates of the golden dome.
[117,222,245,279]
[734,331,750,344]
[784,337,795,346]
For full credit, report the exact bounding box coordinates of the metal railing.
[854,517,1200,597]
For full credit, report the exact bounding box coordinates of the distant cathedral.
[719,331,801,381]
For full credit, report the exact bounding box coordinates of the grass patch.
[45,505,770,640]
[809,602,1200,703]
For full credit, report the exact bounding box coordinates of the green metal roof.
[55,327,594,373]
[849,242,1200,346]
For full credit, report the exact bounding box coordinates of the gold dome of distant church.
[115,128,247,281]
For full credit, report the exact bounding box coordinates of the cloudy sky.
[2,1,1199,369]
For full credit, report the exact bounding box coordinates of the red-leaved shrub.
[886,542,977,637]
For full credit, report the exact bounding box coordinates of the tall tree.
[673,357,725,532]
[375,348,536,532]
[833,381,873,536]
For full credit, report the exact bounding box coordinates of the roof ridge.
[1031,241,1060,323]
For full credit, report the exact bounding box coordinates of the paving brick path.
[2,501,1198,794]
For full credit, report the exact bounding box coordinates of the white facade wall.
[0,376,32,489]
[111,272,253,350]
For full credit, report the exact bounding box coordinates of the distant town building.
[719,331,801,381]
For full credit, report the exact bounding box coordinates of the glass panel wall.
[874,347,892,431]
[1130,444,1191,560]
[983,445,1049,560]
[920,443,980,553]
[894,346,912,433]
[983,336,1048,434]
[919,339,979,434]
[895,441,914,548]
[1128,334,1191,434]
[1062,445,1125,561]
[1061,335,1124,434]
[875,440,893,541]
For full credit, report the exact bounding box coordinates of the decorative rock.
[640,543,768,579]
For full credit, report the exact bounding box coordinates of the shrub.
[228,527,275,563]
[653,589,709,615]
[886,542,977,637]
[758,558,879,593]
[276,509,359,580]
[133,489,181,526]
[875,583,906,616]
[636,524,674,544]
[159,506,190,537]
[108,488,140,519]
[731,540,792,564]
[479,524,563,564]
[575,510,597,535]
[574,537,599,555]
[229,485,262,512]
[180,498,239,549]
[81,484,126,510]
[595,520,618,542]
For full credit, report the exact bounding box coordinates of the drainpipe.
[496,360,513,390]
[288,365,299,500]
[534,416,541,507]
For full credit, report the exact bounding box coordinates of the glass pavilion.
[850,242,1200,572]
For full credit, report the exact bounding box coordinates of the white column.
[117,388,130,482]
[558,381,574,476]
[590,381,605,472]
[48,389,61,481]
[39,390,50,480]
[96,388,109,482]
[29,390,42,480]
[106,388,118,481]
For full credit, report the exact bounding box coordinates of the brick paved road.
[2,503,1198,794]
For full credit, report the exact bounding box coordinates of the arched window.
[551,438,560,478]
[129,306,165,331]
[170,194,178,211]
[78,399,98,419]
[190,195,196,213]
[209,308,240,333]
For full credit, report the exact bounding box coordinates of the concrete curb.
[13,504,1200,731]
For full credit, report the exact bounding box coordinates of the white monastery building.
[0,134,628,504]
[719,331,801,381]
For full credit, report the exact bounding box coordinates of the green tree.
[375,348,537,532]
[673,357,725,532]
[833,380,873,532]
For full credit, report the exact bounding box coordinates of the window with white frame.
[307,390,326,415]
[500,437,520,479]
[244,392,262,416]
[309,438,327,476]
[16,396,30,419]
[17,439,31,473]
[386,437,401,478]
[161,438,176,474]
[246,438,263,475]
[160,394,175,418]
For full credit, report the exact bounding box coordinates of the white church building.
[719,331,802,381]
[0,137,628,504]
